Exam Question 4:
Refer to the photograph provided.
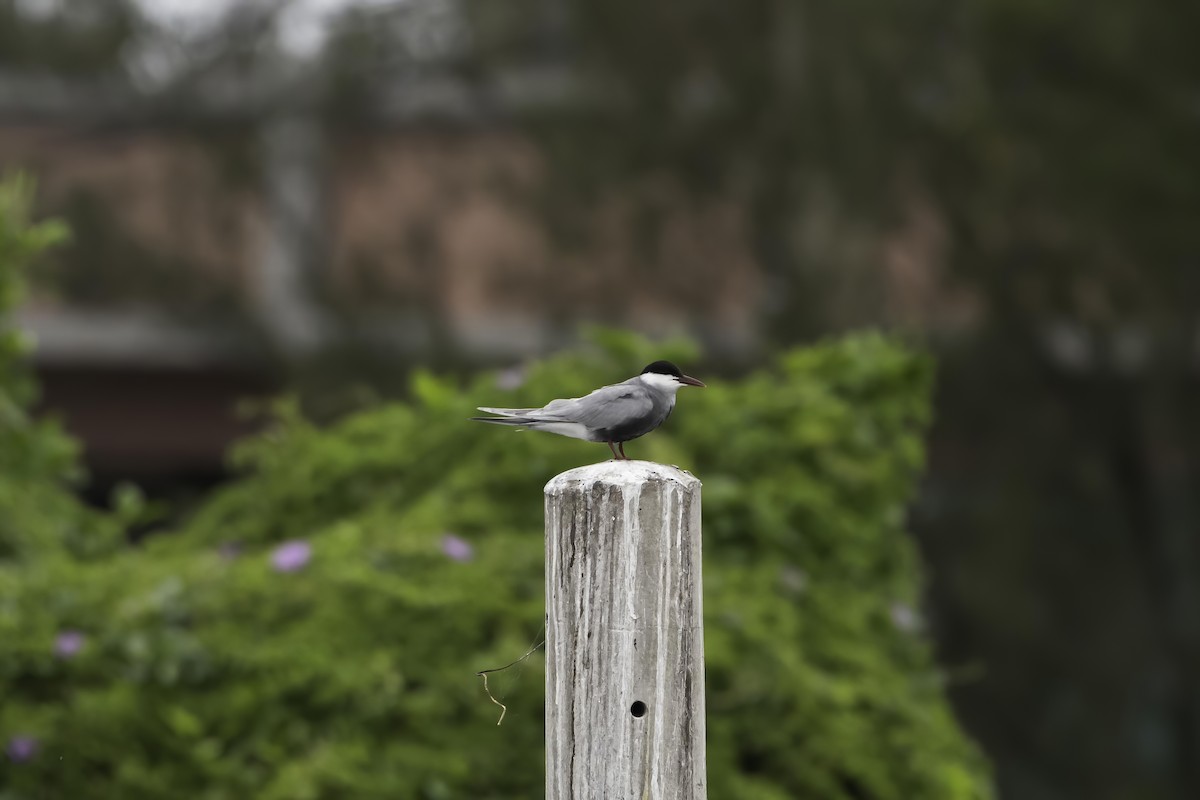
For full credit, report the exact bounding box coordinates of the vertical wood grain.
[545,461,706,800]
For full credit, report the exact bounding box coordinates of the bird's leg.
[618,442,628,460]
[607,441,620,460]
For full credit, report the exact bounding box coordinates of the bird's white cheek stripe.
[640,373,683,392]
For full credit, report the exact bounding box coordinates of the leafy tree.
[0,175,126,562]
[0,0,143,76]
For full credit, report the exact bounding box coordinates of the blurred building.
[0,72,762,494]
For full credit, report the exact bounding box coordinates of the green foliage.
[1,322,991,799]
[0,175,69,418]
[0,175,124,562]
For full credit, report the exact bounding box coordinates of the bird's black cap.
[641,360,684,377]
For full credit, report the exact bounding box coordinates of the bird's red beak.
[679,374,706,388]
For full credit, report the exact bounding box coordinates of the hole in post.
[630,701,647,718]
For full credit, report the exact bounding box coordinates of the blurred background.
[1,1,1198,798]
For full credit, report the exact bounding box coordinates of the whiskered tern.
[471,360,706,460]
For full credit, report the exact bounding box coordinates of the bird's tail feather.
[471,415,591,441]
[475,406,537,417]
[470,416,534,426]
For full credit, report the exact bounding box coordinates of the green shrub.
[0,184,989,796]
[0,175,124,562]
[1,322,991,798]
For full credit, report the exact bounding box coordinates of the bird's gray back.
[558,380,646,422]
[559,378,672,442]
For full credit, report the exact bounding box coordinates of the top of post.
[544,460,701,496]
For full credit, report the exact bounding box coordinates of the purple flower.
[271,540,312,573]
[6,736,38,763]
[441,534,474,563]
[54,630,86,659]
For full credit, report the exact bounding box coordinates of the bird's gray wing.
[545,380,654,429]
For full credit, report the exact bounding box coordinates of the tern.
[471,360,706,460]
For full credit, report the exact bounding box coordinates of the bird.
[471,360,706,460]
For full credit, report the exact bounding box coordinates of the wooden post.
[544,461,706,800]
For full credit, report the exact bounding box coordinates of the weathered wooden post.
[544,461,706,799]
